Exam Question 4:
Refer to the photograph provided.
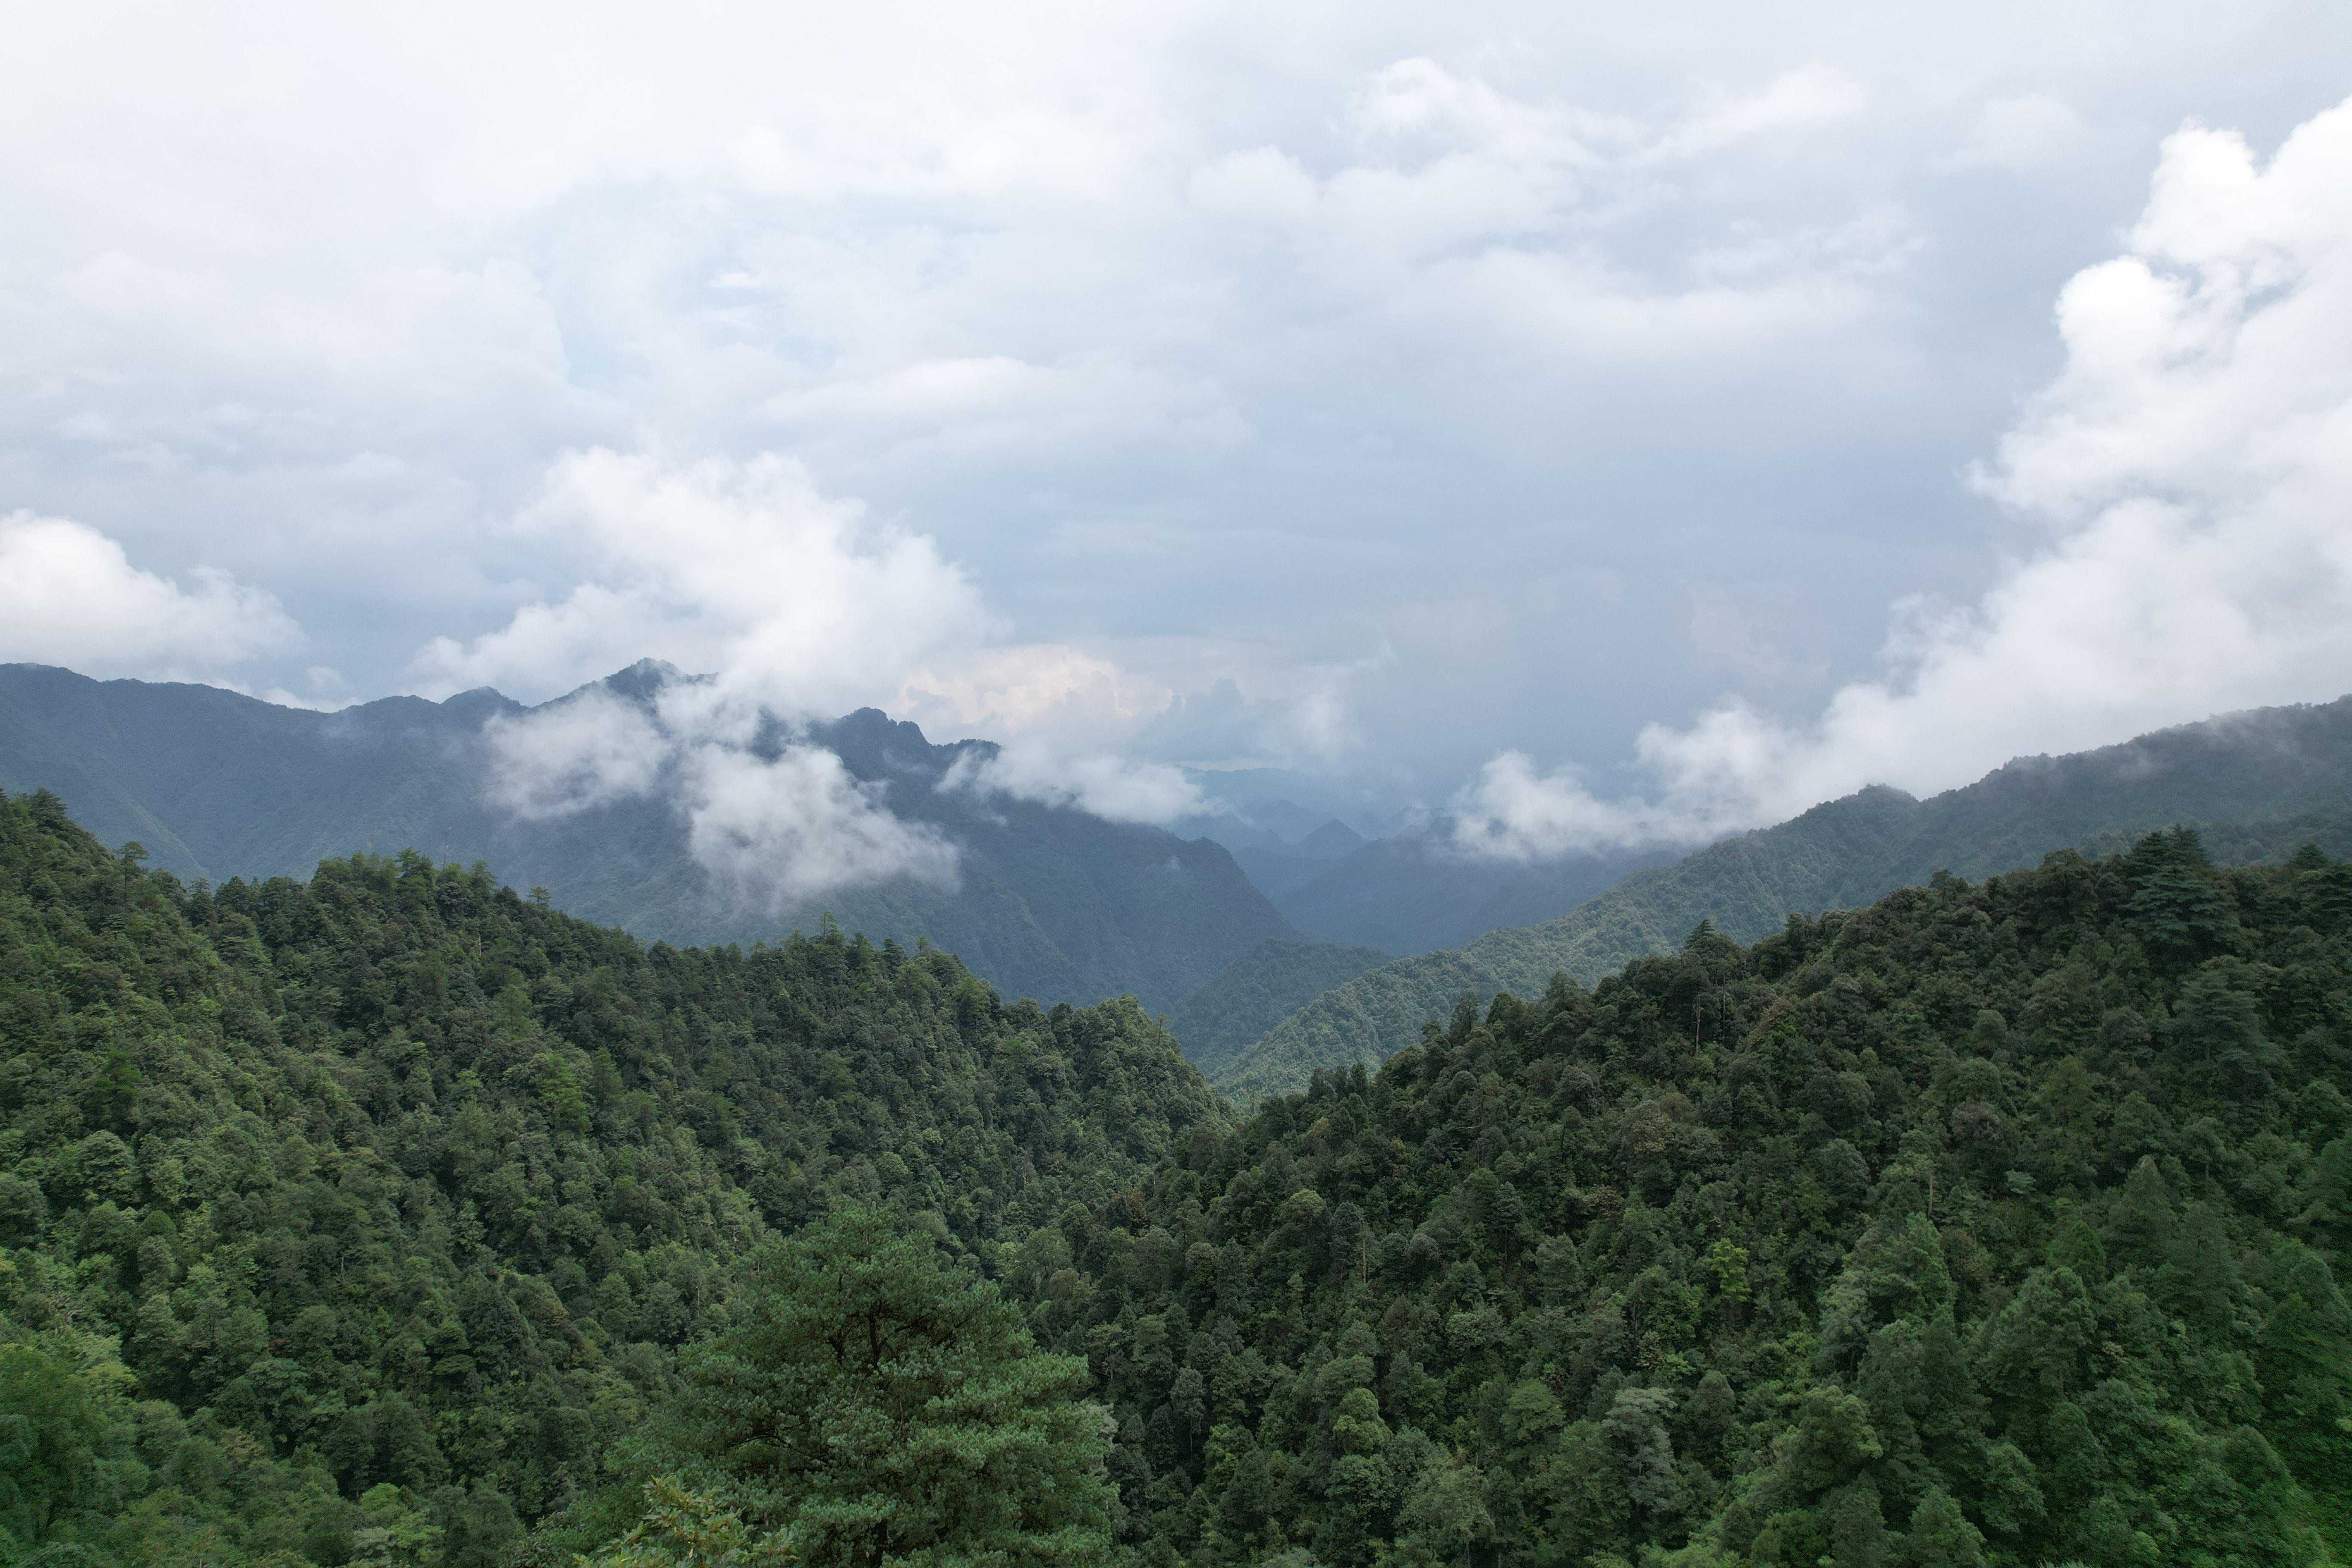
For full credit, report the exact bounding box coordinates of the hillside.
[0,662,1295,1014]
[1026,830,2352,1565]
[7,785,2348,1568]
[0,787,1225,1564]
[1219,696,2352,1099]
[1166,938,1393,1075]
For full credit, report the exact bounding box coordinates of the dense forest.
[1054,828,2352,1565]
[0,787,1217,1567]
[3,784,2349,1567]
[1223,748,2352,1102]
[1172,941,1393,1078]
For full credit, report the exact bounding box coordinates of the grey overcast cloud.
[3,1,2350,852]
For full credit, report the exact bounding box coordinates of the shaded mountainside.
[1030,830,2352,1566]
[1219,697,2352,1100]
[0,662,1296,1015]
[1239,834,1681,958]
[0,788,1224,1565]
[1168,940,1394,1077]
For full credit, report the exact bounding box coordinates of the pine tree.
[650,1206,1117,1567]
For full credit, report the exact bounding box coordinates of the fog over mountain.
[0,661,1296,1014]
[2,1,2349,861]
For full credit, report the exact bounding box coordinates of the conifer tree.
[650,1207,1117,1567]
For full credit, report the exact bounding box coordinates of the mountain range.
[0,661,1293,1015]
[1213,693,2352,1099]
[12,660,2352,1097]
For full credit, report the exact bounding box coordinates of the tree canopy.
[641,1205,1115,1567]
[3,781,2349,1568]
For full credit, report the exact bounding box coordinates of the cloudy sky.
[3,0,2349,848]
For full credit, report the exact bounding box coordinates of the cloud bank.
[414,449,992,717]
[0,511,300,682]
[944,743,1208,827]
[1455,95,2352,858]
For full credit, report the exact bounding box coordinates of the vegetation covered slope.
[1221,697,2352,1100]
[0,662,1296,1013]
[1026,830,2352,1566]
[1170,941,1393,1076]
[0,788,1222,1567]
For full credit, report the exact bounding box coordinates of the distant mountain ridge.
[1239,830,1683,954]
[0,661,1296,1014]
[1214,695,2352,1099]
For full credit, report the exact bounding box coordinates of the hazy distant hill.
[0,661,1296,1014]
[1214,695,2352,1098]
[1242,830,1681,953]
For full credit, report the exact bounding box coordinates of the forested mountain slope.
[1169,940,1393,1077]
[1029,830,2352,1566]
[0,789,1223,1566]
[1241,833,1683,958]
[1221,697,2352,1099]
[0,662,1295,1014]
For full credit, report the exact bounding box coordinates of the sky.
[2,0,2350,858]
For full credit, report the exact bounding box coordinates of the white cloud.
[945,743,1209,826]
[0,511,299,680]
[1454,94,2352,857]
[681,742,958,903]
[411,449,992,713]
[1450,750,1696,856]
[897,643,1170,739]
[482,686,668,818]
[479,680,962,900]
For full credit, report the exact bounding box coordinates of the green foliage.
[0,788,1220,1566]
[1170,941,1391,1074]
[636,1206,1114,1566]
[580,1477,794,1568]
[1029,836,2352,1566]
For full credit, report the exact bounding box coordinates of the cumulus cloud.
[944,743,1208,827]
[0,511,300,680]
[412,449,992,714]
[1454,95,2352,859]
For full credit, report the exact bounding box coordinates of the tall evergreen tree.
[648,1207,1117,1567]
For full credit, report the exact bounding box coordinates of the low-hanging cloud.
[483,680,960,901]
[943,743,1209,827]
[435,449,1001,899]
[482,686,668,819]
[0,511,300,681]
[449,448,1302,885]
[1455,94,2352,859]
[680,743,958,905]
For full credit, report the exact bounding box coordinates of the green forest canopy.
[0,787,1216,1568]
[2,785,2349,1567]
